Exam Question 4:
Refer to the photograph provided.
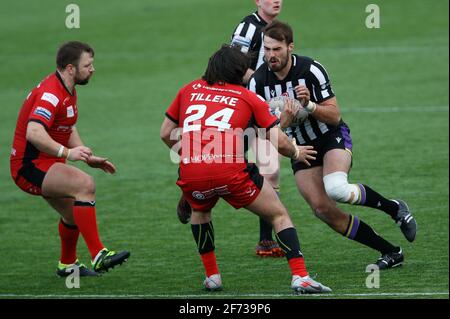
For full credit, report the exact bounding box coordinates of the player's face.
[75,52,95,85]
[263,36,292,72]
[257,0,282,18]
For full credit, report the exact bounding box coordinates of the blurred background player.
[249,21,417,269]
[10,41,130,277]
[176,0,286,258]
[161,44,331,294]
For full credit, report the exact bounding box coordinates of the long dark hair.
[202,44,250,85]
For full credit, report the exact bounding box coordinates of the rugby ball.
[268,96,308,125]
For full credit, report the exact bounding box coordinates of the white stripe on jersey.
[234,22,245,36]
[285,81,294,98]
[310,64,327,85]
[303,119,317,140]
[264,86,271,100]
[311,83,318,101]
[322,89,330,99]
[248,78,257,93]
[252,12,261,22]
[256,32,265,69]
[318,121,329,134]
[274,84,282,97]
[294,127,306,144]
[245,24,257,42]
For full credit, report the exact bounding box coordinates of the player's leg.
[46,197,98,277]
[42,163,130,273]
[176,192,192,224]
[295,164,403,270]
[190,210,222,291]
[244,179,331,294]
[255,138,284,257]
[323,148,416,242]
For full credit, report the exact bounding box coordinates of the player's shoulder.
[294,54,328,72]
[34,73,66,106]
[234,12,265,32]
[241,12,264,26]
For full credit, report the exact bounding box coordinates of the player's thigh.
[245,180,292,229]
[323,149,352,175]
[41,163,94,198]
[294,166,331,207]
[45,197,75,224]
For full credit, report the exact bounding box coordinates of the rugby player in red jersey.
[10,41,130,277]
[160,44,331,294]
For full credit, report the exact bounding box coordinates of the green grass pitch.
[0,0,448,299]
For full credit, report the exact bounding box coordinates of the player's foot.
[177,196,192,224]
[56,260,99,277]
[393,199,417,242]
[291,275,332,294]
[92,248,130,273]
[255,240,285,257]
[372,247,404,270]
[203,274,223,291]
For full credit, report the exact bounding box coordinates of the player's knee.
[323,172,360,204]
[77,175,96,196]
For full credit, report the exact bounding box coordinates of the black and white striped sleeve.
[231,21,258,54]
[307,60,335,103]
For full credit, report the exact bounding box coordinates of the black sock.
[358,184,399,218]
[275,227,303,260]
[259,217,273,241]
[344,215,398,254]
[191,221,215,254]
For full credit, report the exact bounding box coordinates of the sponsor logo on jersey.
[34,106,52,120]
[41,92,59,107]
[67,105,74,118]
[192,191,205,200]
[336,137,342,143]
[192,83,202,90]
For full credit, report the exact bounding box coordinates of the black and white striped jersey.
[231,12,267,71]
[248,54,337,145]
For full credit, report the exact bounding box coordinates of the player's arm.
[67,126,84,148]
[296,85,341,126]
[26,121,92,161]
[160,117,179,148]
[67,126,116,173]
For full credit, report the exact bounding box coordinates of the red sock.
[288,257,308,277]
[73,201,104,260]
[200,251,219,277]
[58,219,79,264]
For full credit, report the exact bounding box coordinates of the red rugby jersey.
[165,79,278,178]
[10,72,78,166]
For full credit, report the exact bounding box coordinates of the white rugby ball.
[268,96,308,125]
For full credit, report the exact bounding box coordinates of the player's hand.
[294,85,310,107]
[280,98,299,129]
[291,140,316,166]
[86,155,116,174]
[67,146,92,162]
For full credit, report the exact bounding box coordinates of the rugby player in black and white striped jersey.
[249,20,417,270]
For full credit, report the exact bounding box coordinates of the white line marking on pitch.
[0,292,448,298]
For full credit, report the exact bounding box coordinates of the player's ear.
[288,42,294,53]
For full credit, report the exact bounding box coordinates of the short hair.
[202,44,250,85]
[56,41,94,70]
[263,20,294,45]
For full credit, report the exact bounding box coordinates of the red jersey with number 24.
[165,79,278,179]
